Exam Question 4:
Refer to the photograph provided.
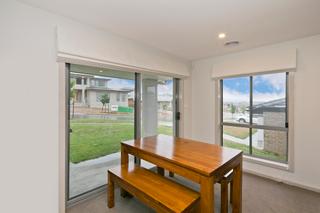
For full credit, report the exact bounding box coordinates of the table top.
[122,134,242,176]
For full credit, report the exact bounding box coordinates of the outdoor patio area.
[70,153,156,197]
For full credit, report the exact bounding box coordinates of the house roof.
[252,98,286,113]
[158,94,172,102]
[70,72,95,78]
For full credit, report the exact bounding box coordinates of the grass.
[70,118,173,163]
[223,126,257,139]
[158,125,173,136]
[223,140,287,162]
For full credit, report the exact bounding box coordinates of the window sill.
[244,155,291,171]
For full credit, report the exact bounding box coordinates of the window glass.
[141,74,173,137]
[223,126,249,154]
[223,77,250,124]
[252,129,287,162]
[253,73,286,127]
[69,67,134,199]
[221,72,288,163]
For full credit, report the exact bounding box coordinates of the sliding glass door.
[66,64,180,201]
[141,74,175,137]
[67,64,135,199]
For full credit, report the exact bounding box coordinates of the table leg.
[121,145,129,165]
[200,175,214,213]
[221,179,228,213]
[232,160,242,213]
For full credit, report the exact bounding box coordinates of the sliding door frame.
[134,73,141,165]
[63,63,181,206]
[173,78,180,137]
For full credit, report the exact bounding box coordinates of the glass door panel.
[141,74,174,137]
[68,64,135,199]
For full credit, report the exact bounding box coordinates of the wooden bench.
[108,164,200,213]
[166,168,234,213]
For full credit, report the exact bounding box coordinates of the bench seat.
[108,164,200,213]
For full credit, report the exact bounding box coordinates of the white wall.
[0,1,190,213]
[191,34,320,192]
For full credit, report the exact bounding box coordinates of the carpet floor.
[67,172,320,213]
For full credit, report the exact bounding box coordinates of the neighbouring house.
[71,73,133,108]
[252,98,287,157]
[158,94,173,111]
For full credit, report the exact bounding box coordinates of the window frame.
[216,71,294,170]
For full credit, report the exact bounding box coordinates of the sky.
[94,73,284,103]
[104,77,173,98]
[223,73,286,103]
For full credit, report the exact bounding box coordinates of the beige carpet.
[67,172,320,213]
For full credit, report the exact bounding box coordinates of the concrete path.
[69,153,154,198]
[223,129,264,149]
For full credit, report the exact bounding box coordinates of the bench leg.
[221,179,228,213]
[108,172,114,208]
[169,171,174,177]
[157,166,165,176]
[230,180,233,204]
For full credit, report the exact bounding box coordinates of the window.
[91,79,105,87]
[121,94,126,102]
[116,92,120,101]
[76,77,82,85]
[76,77,87,85]
[220,72,288,163]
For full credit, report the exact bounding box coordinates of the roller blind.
[56,24,190,78]
[211,44,296,79]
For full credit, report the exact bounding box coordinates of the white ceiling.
[19,0,320,60]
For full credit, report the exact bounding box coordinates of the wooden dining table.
[120,134,243,213]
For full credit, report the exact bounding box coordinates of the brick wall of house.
[263,112,287,157]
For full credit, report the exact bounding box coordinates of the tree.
[70,79,76,119]
[230,104,236,118]
[100,93,110,113]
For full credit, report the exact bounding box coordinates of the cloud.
[158,83,172,96]
[223,87,249,103]
[223,87,285,103]
[223,72,286,103]
[253,91,285,103]
[107,78,134,89]
[257,73,286,91]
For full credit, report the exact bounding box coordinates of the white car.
[235,114,258,124]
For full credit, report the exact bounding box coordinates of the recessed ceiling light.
[218,33,226,39]
[224,40,240,47]
[99,70,103,73]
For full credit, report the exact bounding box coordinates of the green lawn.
[223,126,257,139]
[223,140,286,162]
[158,125,173,136]
[70,118,173,163]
